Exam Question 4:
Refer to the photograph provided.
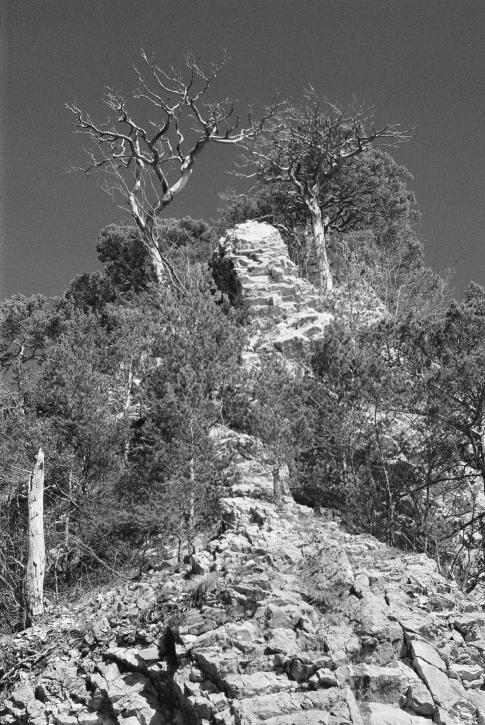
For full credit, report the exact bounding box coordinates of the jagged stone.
[288,658,312,683]
[449,661,484,683]
[265,627,298,655]
[359,702,432,724]
[76,714,101,725]
[53,716,78,725]
[408,637,447,671]
[347,664,408,703]
[10,683,36,709]
[324,625,361,664]
[264,712,330,724]
[404,670,435,716]
[222,671,297,699]
[308,667,338,688]
[233,689,343,722]
[263,603,302,629]
[399,611,438,638]
[105,645,158,670]
[413,656,464,710]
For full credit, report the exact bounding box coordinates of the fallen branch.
[0,643,57,688]
[69,536,131,580]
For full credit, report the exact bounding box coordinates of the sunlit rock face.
[212,221,334,361]
[213,221,387,364]
[213,221,320,322]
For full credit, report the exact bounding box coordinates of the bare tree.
[25,448,45,625]
[67,50,278,288]
[241,88,410,293]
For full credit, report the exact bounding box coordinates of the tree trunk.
[25,448,45,624]
[123,359,135,463]
[64,467,72,549]
[479,422,485,493]
[150,245,167,285]
[272,464,291,504]
[145,230,183,291]
[272,466,282,504]
[185,456,196,557]
[129,203,168,286]
[307,199,333,294]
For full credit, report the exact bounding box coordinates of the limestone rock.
[408,638,447,671]
[348,664,407,703]
[360,702,433,724]
[449,661,484,685]
[213,221,333,360]
[222,672,296,699]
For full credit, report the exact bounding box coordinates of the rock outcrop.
[4,424,485,725]
[212,221,386,361]
[212,221,334,360]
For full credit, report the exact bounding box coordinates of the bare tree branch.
[68,50,280,289]
[237,89,411,294]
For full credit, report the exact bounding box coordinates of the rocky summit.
[2,223,485,725]
[212,221,334,361]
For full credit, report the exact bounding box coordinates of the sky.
[1,0,485,299]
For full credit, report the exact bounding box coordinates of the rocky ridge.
[2,222,485,725]
[4,425,485,725]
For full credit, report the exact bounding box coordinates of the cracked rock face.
[212,221,334,361]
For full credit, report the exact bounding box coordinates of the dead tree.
[67,50,278,289]
[25,448,45,624]
[241,88,410,294]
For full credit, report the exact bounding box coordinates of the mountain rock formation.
[212,221,334,360]
[1,223,484,725]
[212,221,385,362]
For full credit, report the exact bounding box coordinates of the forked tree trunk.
[130,204,184,290]
[307,199,333,294]
[25,448,45,624]
[122,359,135,463]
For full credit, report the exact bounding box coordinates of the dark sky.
[1,0,485,299]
